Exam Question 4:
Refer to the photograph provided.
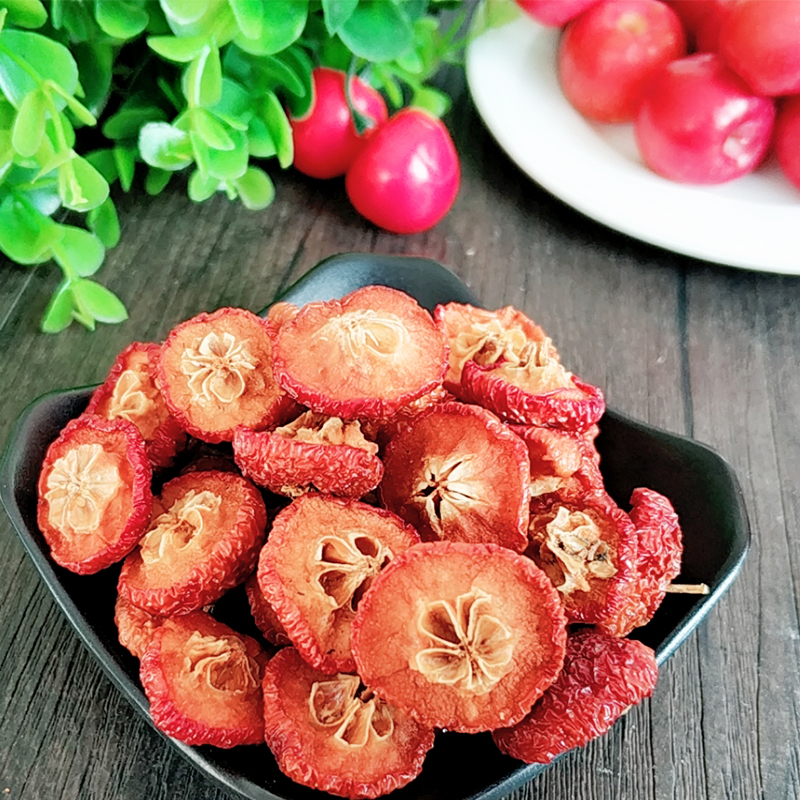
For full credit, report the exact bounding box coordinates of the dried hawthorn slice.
[118,470,267,615]
[434,302,548,395]
[598,488,683,637]
[158,307,296,443]
[257,494,419,674]
[114,593,165,659]
[526,495,638,624]
[140,610,267,747]
[351,541,568,733]
[245,572,291,647]
[493,628,658,764]
[367,384,453,447]
[233,411,383,498]
[37,415,152,575]
[380,402,530,552]
[266,300,299,329]
[263,647,434,799]
[85,341,186,469]
[273,285,448,420]
[461,358,605,432]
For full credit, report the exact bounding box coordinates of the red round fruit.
[515,0,601,27]
[345,108,461,235]
[291,67,388,179]
[666,0,735,53]
[557,0,687,123]
[635,53,775,183]
[774,95,800,192]
[717,0,800,97]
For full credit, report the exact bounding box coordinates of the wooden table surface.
[1,60,799,800]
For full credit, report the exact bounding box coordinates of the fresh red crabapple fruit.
[666,0,735,53]
[515,0,601,27]
[773,96,800,192]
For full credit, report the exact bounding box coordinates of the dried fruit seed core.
[309,673,394,747]
[181,332,257,404]
[139,490,222,564]
[184,631,259,693]
[413,456,483,537]
[44,444,121,534]
[314,531,393,611]
[314,310,409,362]
[276,411,378,455]
[538,507,616,594]
[107,370,159,433]
[413,589,514,694]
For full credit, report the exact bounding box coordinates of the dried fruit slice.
[118,470,267,615]
[526,495,638,624]
[262,647,434,799]
[351,541,568,733]
[461,358,605,432]
[493,628,658,764]
[140,610,267,747]
[380,402,530,552]
[273,285,448,420]
[257,494,419,674]
[266,300,299,329]
[233,411,383,498]
[157,307,296,443]
[245,572,291,647]
[85,341,186,469]
[598,488,684,637]
[114,593,165,659]
[434,302,548,394]
[37,415,152,575]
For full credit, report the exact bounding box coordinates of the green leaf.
[189,129,211,173]
[41,280,76,333]
[52,224,106,276]
[147,33,207,62]
[228,0,262,40]
[262,91,292,168]
[371,64,404,109]
[23,175,60,215]
[84,148,117,183]
[94,0,150,40]
[113,145,135,191]
[0,97,13,165]
[145,166,171,195]
[87,197,120,248]
[102,96,167,140]
[160,0,208,25]
[205,126,247,179]
[186,45,222,107]
[45,81,97,127]
[72,278,128,324]
[470,0,521,38]
[411,85,450,117]
[233,165,273,210]
[0,29,79,107]
[58,154,109,211]
[72,42,114,118]
[0,193,62,263]
[246,113,275,158]
[321,0,358,35]
[209,77,251,130]
[2,0,47,29]
[234,0,307,56]
[161,0,237,44]
[192,107,234,149]
[138,121,193,170]
[280,46,314,118]
[338,1,414,63]
[11,87,46,157]
[187,167,219,202]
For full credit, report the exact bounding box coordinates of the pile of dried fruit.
[36,285,685,798]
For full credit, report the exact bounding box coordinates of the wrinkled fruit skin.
[635,53,775,184]
[291,67,389,179]
[492,628,658,764]
[345,109,461,235]
[774,95,800,192]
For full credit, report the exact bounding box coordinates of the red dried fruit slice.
[118,470,267,615]
[263,647,434,799]
[351,540,568,733]
[366,384,454,447]
[462,358,605,432]
[493,628,658,764]
[598,488,683,637]
[114,593,165,659]
[37,415,152,575]
[140,610,267,747]
[526,494,638,624]
[85,341,186,469]
[257,494,419,674]
[244,572,291,647]
[157,307,296,443]
[233,411,383,498]
[266,300,299,329]
[434,302,548,394]
[380,402,530,552]
[273,285,448,420]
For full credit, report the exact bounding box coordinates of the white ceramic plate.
[466,16,800,274]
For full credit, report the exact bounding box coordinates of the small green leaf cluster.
[0,0,474,333]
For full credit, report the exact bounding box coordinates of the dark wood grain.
[1,57,799,800]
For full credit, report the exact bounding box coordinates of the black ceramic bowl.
[0,253,750,800]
